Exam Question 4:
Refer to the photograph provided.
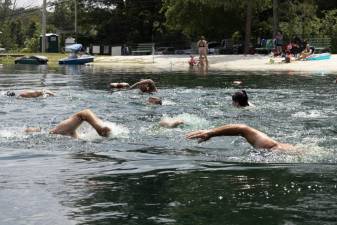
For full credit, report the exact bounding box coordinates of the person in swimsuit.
[197,36,208,65]
[186,124,293,151]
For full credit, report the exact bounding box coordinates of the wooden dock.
[0,54,24,58]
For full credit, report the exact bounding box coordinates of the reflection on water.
[1,64,337,225]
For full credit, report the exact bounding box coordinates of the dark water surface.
[0,64,337,225]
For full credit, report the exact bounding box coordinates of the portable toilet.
[40,33,59,52]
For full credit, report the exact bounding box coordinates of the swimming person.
[110,79,157,93]
[186,124,294,151]
[232,90,250,107]
[25,109,111,139]
[5,89,55,98]
[169,90,253,131]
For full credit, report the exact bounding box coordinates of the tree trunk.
[272,0,279,37]
[244,0,253,55]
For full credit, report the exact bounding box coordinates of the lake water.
[0,64,337,225]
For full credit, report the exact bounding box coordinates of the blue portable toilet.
[40,33,59,53]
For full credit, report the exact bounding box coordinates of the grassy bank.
[0,53,67,66]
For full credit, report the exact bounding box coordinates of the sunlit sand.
[91,54,337,73]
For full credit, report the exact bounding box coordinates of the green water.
[0,64,336,225]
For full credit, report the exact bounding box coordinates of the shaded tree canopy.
[1,0,337,52]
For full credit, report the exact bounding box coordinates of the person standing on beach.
[197,36,208,65]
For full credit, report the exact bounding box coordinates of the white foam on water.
[292,110,326,118]
[243,142,334,164]
[0,127,29,139]
[162,113,209,130]
[78,121,129,141]
[162,99,176,105]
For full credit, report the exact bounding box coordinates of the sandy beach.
[91,54,337,73]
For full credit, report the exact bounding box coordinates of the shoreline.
[90,54,337,73]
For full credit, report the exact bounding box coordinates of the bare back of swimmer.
[6,89,55,98]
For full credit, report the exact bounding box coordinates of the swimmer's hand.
[186,129,212,143]
[25,127,41,133]
[43,89,55,96]
[98,127,111,137]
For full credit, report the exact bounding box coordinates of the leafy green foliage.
[1,0,337,53]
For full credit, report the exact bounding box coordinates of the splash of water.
[78,121,129,141]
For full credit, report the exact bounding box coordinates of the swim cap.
[232,90,249,107]
[6,91,15,97]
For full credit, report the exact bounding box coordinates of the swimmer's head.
[139,83,157,93]
[6,91,15,97]
[232,90,249,107]
[148,96,162,105]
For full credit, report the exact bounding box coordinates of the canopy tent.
[65,44,83,53]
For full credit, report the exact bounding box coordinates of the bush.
[24,37,39,52]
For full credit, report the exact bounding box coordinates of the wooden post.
[41,0,47,53]
[244,0,253,55]
[272,0,279,37]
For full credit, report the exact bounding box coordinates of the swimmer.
[159,118,184,128]
[110,79,157,93]
[148,96,162,105]
[186,124,294,151]
[25,109,111,139]
[5,89,55,98]
[232,90,251,107]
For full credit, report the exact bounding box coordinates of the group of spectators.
[273,32,315,62]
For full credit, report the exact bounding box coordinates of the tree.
[279,0,321,39]
[273,0,279,36]
[163,0,271,53]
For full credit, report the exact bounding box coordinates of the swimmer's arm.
[43,89,55,96]
[129,79,154,89]
[186,124,278,148]
[186,124,245,143]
